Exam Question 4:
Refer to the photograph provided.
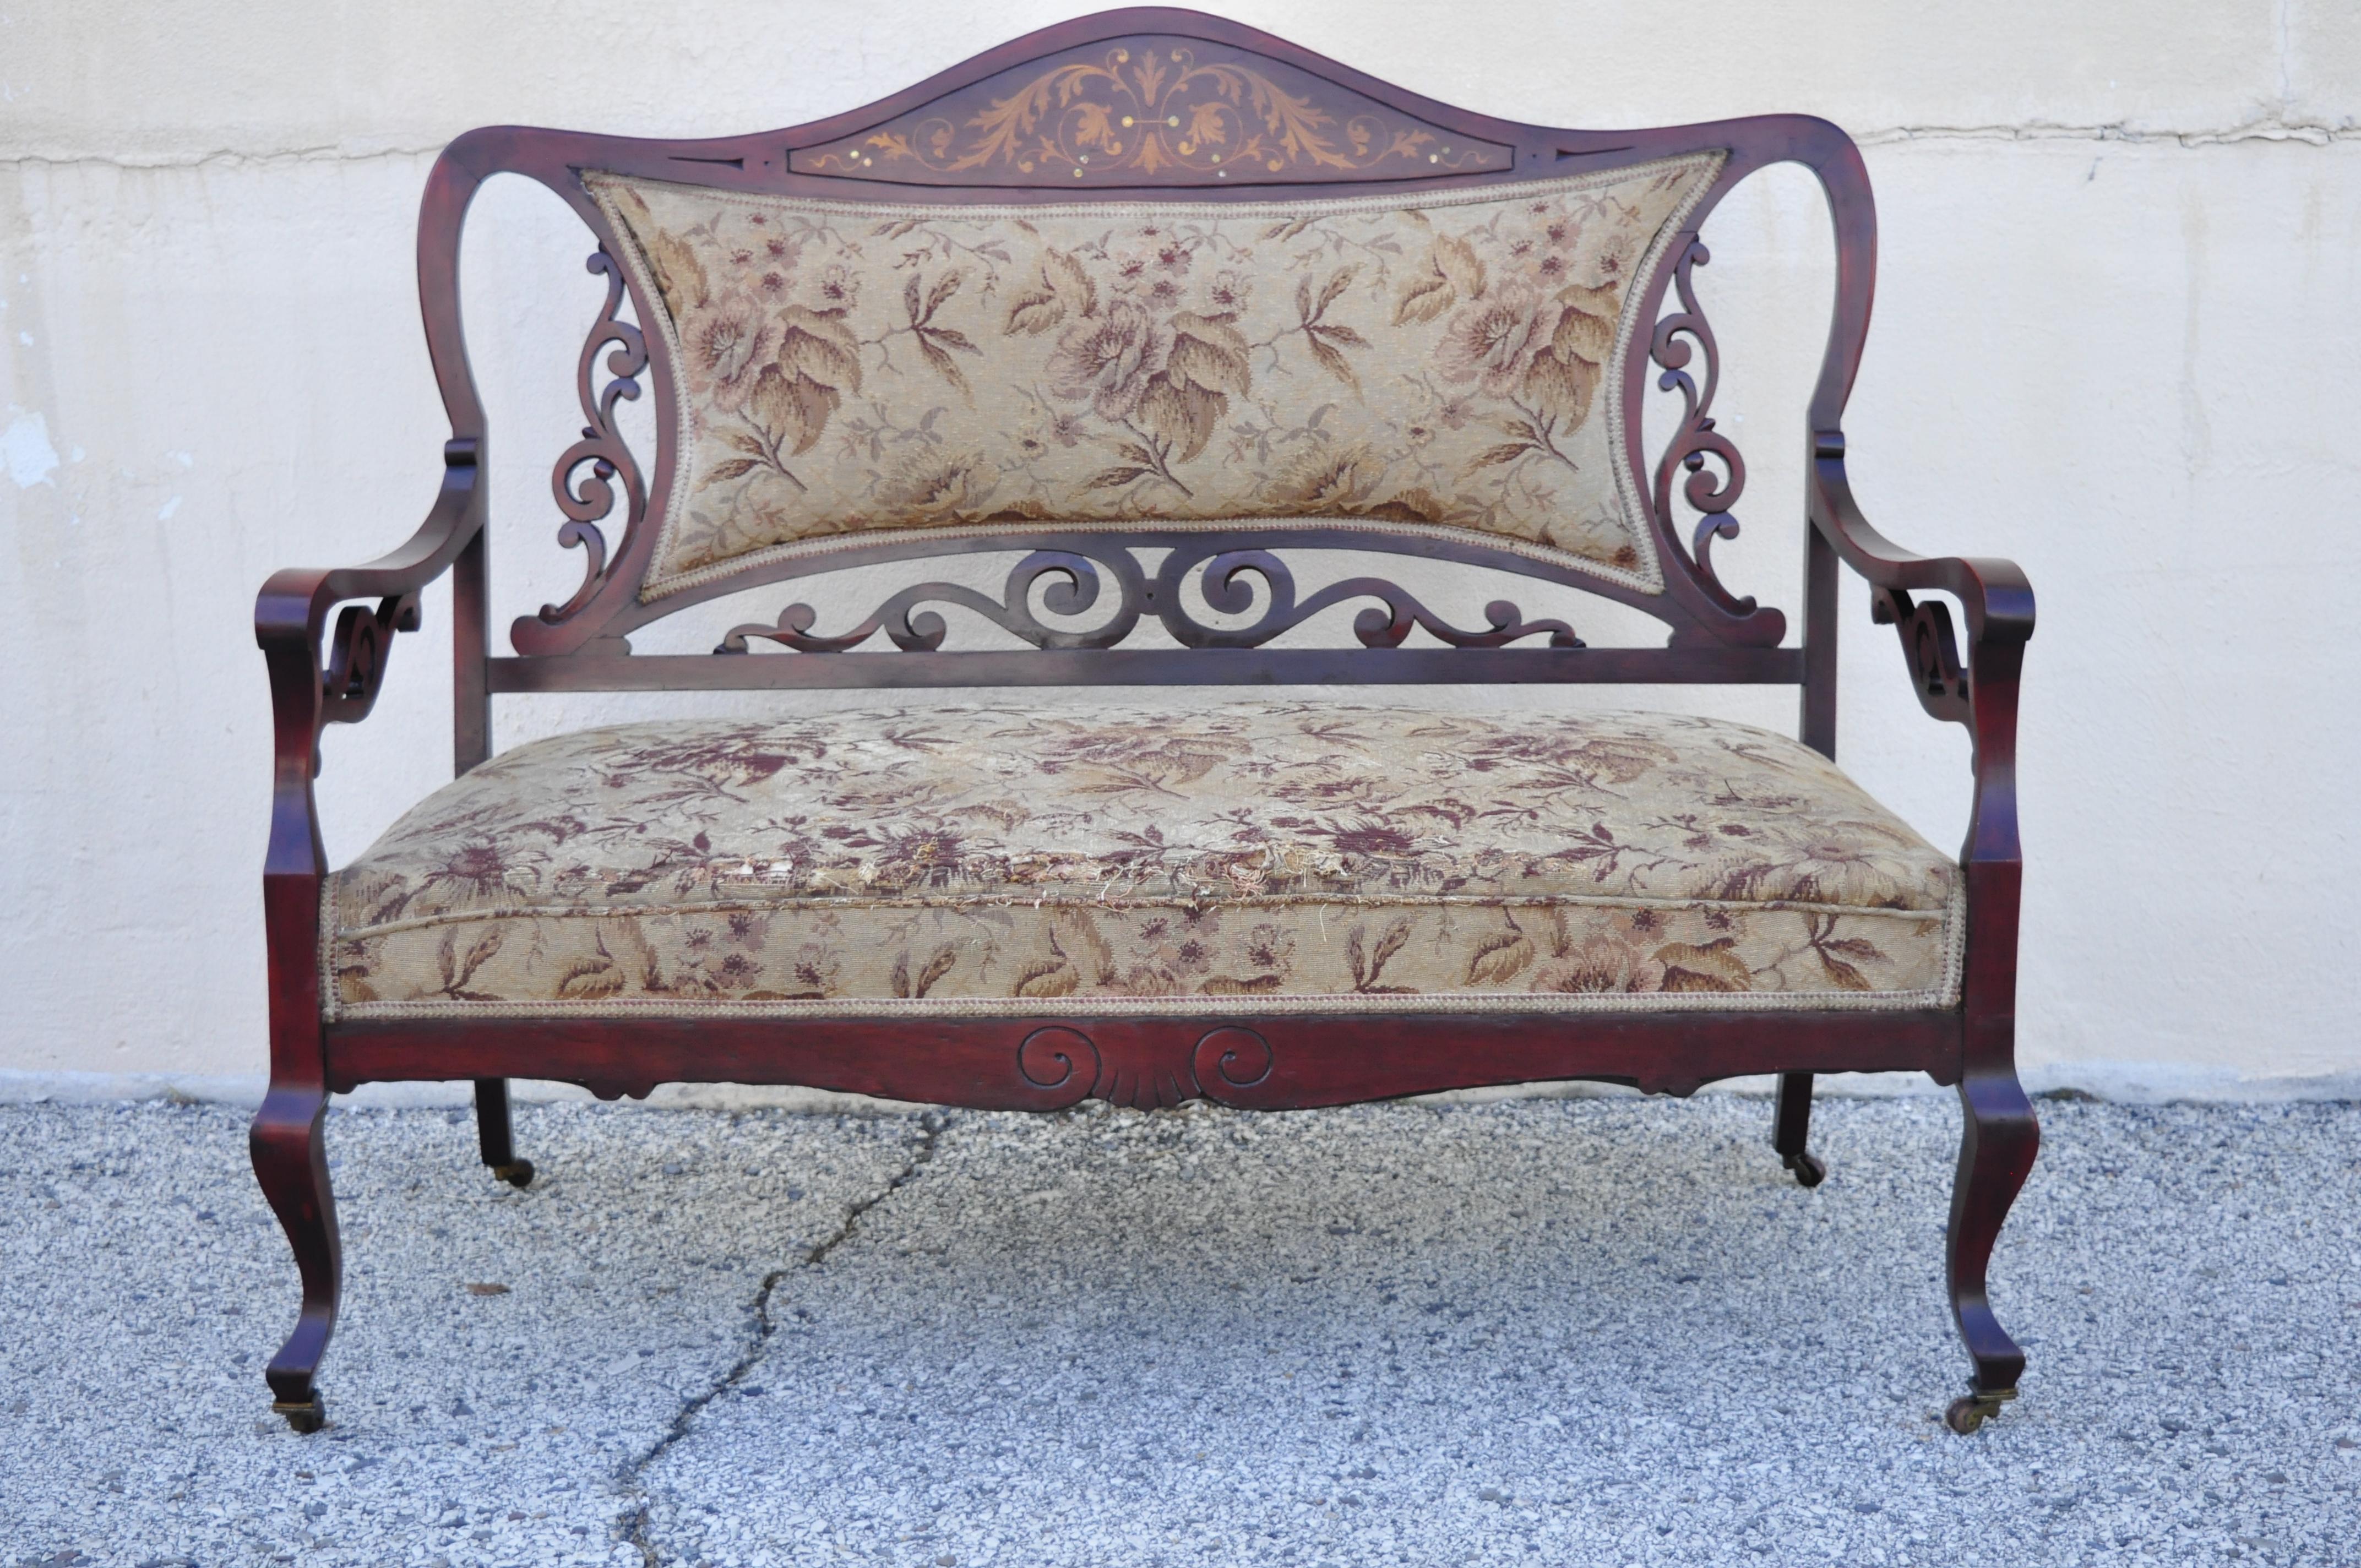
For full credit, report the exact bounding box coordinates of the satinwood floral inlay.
[790,40,1510,185]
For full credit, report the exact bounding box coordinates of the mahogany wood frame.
[252,8,2037,1438]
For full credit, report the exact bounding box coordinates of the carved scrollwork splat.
[793,37,1510,187]
[1152,547,1581,651]
[719,542,1581,656]
[541,249,648,628]
[719,547,1145,654]
[1650,240,1755,615]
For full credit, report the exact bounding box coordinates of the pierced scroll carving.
[718,542,1581,655]
[792,39,1509,186]
[1154,547,1581,650]
[320,592,421,730]
[708,545,1577,656]
[1873,587,1973,726]
[720,546,1144,653]
[1650,239,1754,614]
[541,249,648,627]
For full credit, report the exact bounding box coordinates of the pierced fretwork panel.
[714,543,1584,656]
[1649,238,1755,615]
[541,248,647,626]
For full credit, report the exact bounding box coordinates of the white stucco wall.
[2,2,2355,1095]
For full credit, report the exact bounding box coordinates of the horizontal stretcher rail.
[485,646,1809,692]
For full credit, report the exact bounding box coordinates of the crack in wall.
[609,1111,949,1568]
[0,146,449,171]
[1,117,2357,173]
[1857,115,2356,148]
[2278,0,2297,113]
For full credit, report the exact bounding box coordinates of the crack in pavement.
[612,1111,950,1566]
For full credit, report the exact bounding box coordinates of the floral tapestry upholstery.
[585,157,1724,602]
[325,704,1963,1021]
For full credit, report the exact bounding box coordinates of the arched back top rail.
[414,6,1877,686]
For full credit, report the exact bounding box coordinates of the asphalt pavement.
[3,1090,2355,1566]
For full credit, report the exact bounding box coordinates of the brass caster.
[273,1395,327,1434]
[1782,1150,1827,1188]
[491,1159,535,1189]
[1944,1385,2017,1435]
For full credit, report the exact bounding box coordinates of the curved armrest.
[1809,432,2032,725]
[255,439,481,673]
[1809,432,2031,886]
[257,439,482,883]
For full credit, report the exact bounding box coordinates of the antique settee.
[253,8,2039,1437]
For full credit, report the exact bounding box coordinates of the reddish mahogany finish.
[325,1011,1964,1113]
[253,8,2037,1437]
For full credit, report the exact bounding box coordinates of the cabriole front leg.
[1943,1066,2038,1433]
[250,1084,342,1433]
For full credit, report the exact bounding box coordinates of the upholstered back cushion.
[588,156,1722,602]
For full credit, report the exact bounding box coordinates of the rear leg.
[1771,1071,1826,1188]
[474,1078,535,1188]
[250,1084,340,1432]
[1942,1066,2040,1433]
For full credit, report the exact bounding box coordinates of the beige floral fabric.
[326,704,1962,1020]
[586,159,1723,602]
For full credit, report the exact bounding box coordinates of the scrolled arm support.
[256,439,484,883]
[1809,431,2031,1061]
[320,592,422,727]
[1809,434,2032,652]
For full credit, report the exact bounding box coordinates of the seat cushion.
[325,704,1962,1020]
